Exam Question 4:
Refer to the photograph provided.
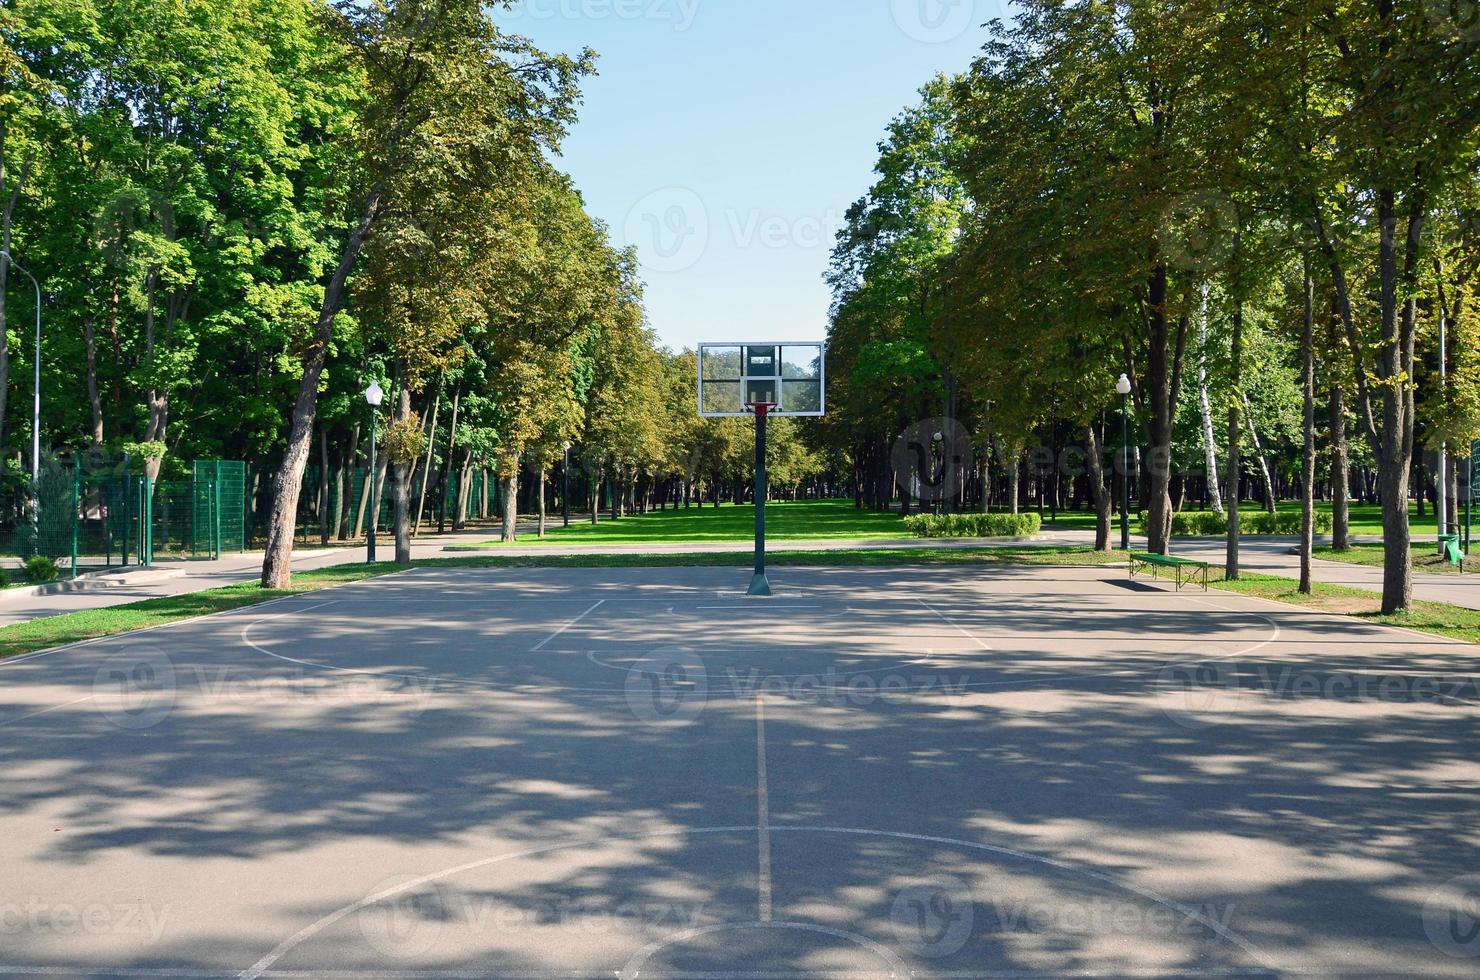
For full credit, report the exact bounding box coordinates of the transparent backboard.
[698,343,825,417]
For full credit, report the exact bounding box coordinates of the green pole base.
[747,572,773,597]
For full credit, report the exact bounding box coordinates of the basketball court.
[2,563,1478,978]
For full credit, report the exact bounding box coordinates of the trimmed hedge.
[903,512,1043,539]
[1137,510,1334,537]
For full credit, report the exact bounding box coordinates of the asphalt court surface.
[1,564,1478,978]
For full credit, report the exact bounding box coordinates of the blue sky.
[502,0,1008,352]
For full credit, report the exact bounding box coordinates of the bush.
[0,566,9,588]
[903,512,1043,538]
[1137,509,1334,537]
[24,555,58,584]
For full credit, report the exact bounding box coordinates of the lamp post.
[2,251,42,482]
[364,380,384,563]
[562,441,572,529]
[1117,374,1133,551]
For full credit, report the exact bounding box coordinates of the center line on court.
[530,600,605,652]
[755,694,773,923]
[916,598,993,651]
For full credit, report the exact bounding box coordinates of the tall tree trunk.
[1142,267,1189,555]
[393,383,412,565]
[1242,395,1277,515]
[437,388,460,534]
[337,422,359,540]
[319,428,331,546]
[1226,302,1244,579]
[412,383,442,537]
[453,450,473,530]
[590,472,602,525]
[1196,282,1225,515]
[501,463,519,543]
[83,313,104,448]
[1084,422,1113,552]
[1301,264,1316,594]
[537,465,547,538]
[261,182,384,589]
[1327,308,1351,551]
[1006,451,1020,515]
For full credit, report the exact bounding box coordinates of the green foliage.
[1137,510,1334,537]
[23,554,58,584]
[381,414,426,465]
[123,441,166,461]
[903,512,1042,539]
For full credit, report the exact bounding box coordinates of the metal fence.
[1,453,250,578]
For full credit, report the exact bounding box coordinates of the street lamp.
[364,380,384,563]
[1116,374,1133,551]
[562,441,572,529]
[1,251,42,482]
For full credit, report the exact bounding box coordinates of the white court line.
[530,600,605,652]
[237,825,1274,980]
[755,695,773,923]
[916,598,993,651]
[0,693,95,729]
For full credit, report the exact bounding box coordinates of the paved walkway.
[4,521,1480,627]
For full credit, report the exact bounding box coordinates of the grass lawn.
[483,498,913,546]
[1210,568,1480,645]
[1314,543,1480,575]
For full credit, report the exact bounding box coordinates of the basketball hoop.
[744,400,777,419]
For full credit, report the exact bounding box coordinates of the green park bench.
[1130,552,1210,592]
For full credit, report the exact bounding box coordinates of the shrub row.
[903,512,1043,539]
[1137,510,1334,536]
